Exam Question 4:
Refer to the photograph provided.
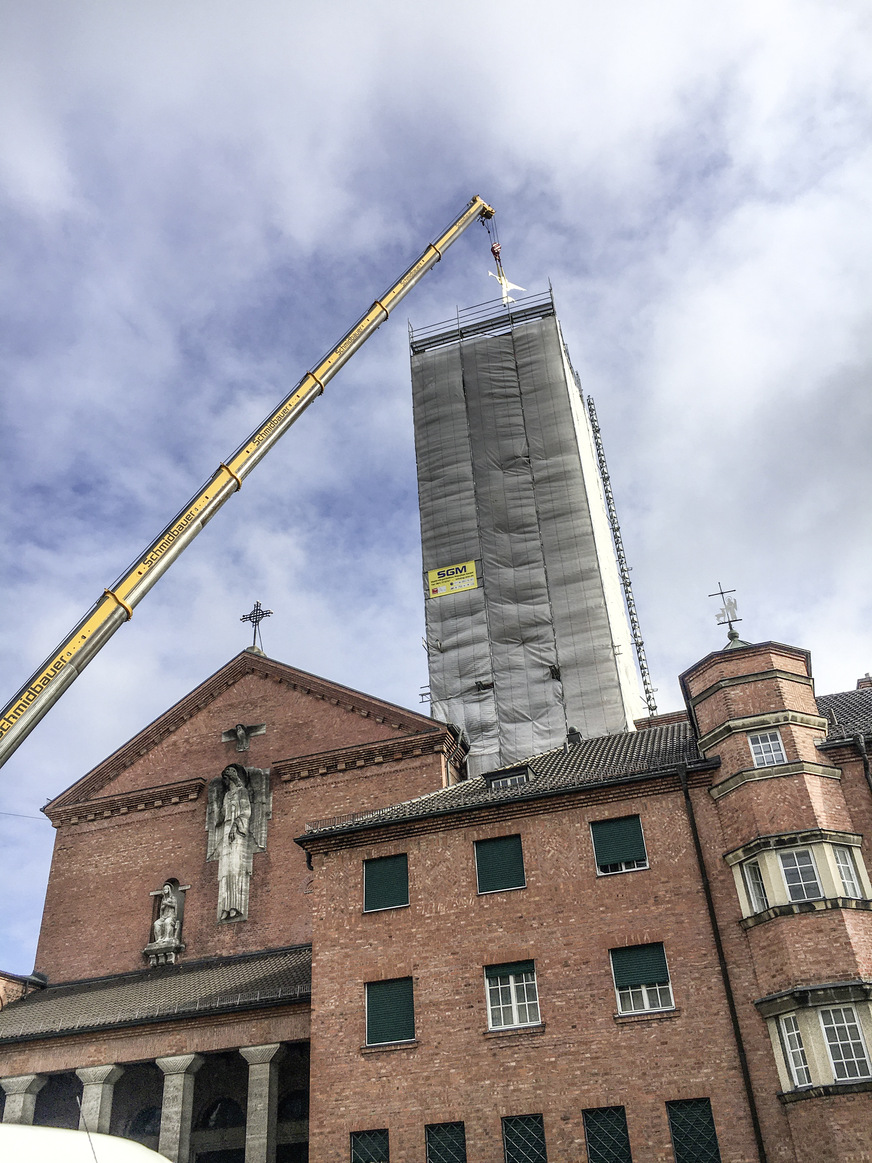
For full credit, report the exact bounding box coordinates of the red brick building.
[2,636,872,1163]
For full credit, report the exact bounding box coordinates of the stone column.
[239,1043,286,1163]
[76,1064,124,1134]
[1,1073,47,1124]
[156,1054,204,1163]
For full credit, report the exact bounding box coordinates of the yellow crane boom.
[0,194,495,770]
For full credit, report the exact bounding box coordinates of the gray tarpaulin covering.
[411,294,643,772]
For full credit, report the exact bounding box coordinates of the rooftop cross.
[240,600,273,650]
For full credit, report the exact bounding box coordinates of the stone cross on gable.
[221,723,266,752]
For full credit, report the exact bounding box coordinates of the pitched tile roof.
[817,688,872,740]
[303,719,703,838]
[0,946,311,1044]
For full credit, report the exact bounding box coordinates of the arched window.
[197,1097,246,1130]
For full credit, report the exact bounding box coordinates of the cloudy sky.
[2,1,871,973]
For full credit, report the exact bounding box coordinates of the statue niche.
[206,763,271,923]
[143,880,187,966]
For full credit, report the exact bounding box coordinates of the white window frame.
[490,773,529,789]
[779,848,823,902]
[820,1006,872,1081]
[833,845,863,898]
[485,965,541,1029]
[748,729,787,768]
[779,1013,813,1087]
[742,859,769,913]
[615,979,674,1015]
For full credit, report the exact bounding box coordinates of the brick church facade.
[2,636,872,1162]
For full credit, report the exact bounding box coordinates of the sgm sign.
[427,560,478,598]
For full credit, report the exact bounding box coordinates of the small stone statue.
[206,762,271,923]
[143,881,187,967]
[152,884,181,943]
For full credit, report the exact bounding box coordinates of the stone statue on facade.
[206,762,271,923]
[143,880,187,966]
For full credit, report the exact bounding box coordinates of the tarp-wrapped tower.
[410,291,645,775]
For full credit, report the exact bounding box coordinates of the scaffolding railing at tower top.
[409,290,555,354]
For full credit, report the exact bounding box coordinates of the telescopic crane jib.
[0,195,496,771]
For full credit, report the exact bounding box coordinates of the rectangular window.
[364,854,409,912]
[490,773,529,789]
[351,1129,389,1163]
[485,961,540,1029]
[610,943,673,1014]
[366,978,415,1045]
[742,860,769,913]
[748,730,786,768]
[502,1115,547,1163]
[666,1099,721,1163]
[779,1014,812,1087]
[833,846,862,898]
[591,816,648,875]
[425,1122,467,1163]
[583,1106,633,1163]
[779,849,823,901]
[820,1006,872,1080]
[475,835,526,894]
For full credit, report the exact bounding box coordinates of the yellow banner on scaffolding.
[427,560,478,598]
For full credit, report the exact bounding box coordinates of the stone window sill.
[483,1022,546,1039]
[741,897,872,929]
[360,1039,419,1055]
[613,1007,681,1025]
[779,1079,872,1104]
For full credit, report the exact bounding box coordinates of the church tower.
[410,291,645,774]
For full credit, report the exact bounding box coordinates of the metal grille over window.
[820,1007,872,1080]
[591,816,647,875]
[833,846,862,898]
[351,1129,390,1163]
[779,849,823,901]
[486,961,540,1028]
[364,854,409,912]
[366,978,415,1045]
[475,834,526,893]
[748,730,786,768]
[779,1014,812,1087]
[665,1099,722,1163]
[742,860,769,913]
[582,1106,633,1163]
[426,1122,468,1163]
[610,943,673,1013]
[502,1114,548,1163]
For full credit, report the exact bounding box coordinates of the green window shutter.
[666,1099,721,1163]
[425,1121,467,1163]
[364,854,409,911]
[485,960,535,980]
[591,816,646,866]
[351,1129,390,1163]
[366,978,415,1044]
[583,1106,633,1163]
[502,1115,547,1163]
[475,835,525,893]
[610,943,669,988]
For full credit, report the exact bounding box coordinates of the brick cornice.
[45,778,206,829]
[709,760,841,801]
[47,652,441,810]
[688,669,814,709]
[698,710,828,753]
[274,727,463,784]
